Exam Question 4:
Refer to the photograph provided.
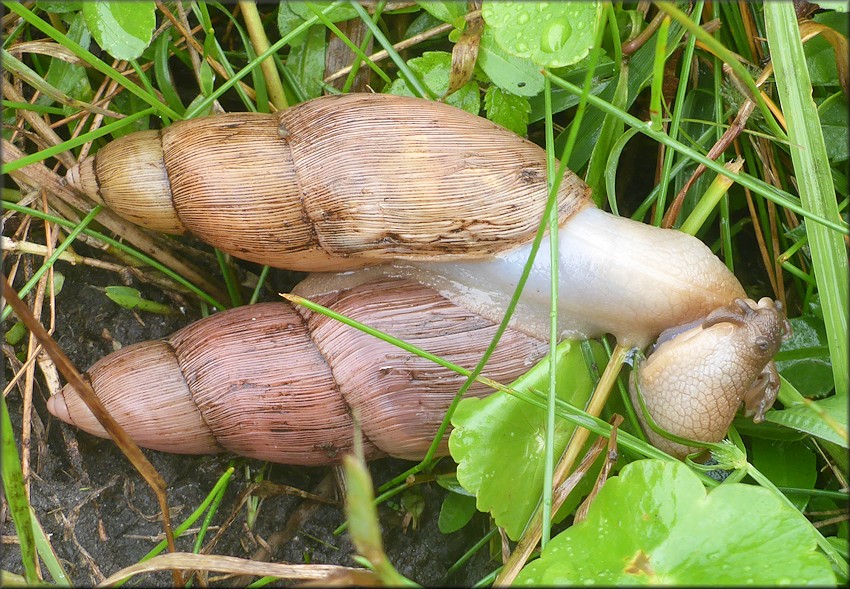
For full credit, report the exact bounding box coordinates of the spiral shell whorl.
[47,279,550,465]
[48,340,221,454]
[67,130,185,234]
[66,94,591,272]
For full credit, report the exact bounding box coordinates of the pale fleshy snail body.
[52,93,788,462]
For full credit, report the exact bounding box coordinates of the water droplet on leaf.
[540,20,572,53]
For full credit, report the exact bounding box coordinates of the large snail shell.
[67,94,591,272]
[48,278,549,465]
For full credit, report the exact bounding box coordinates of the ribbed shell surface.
[281,93,590,262]
[161,114,347,271]
[299,278,550,460]
[166,301,374,463]
[52,279,549,465]
[118,93,592,271]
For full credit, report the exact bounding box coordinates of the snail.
[52,93,787,460]
[66,93,746,347]
[630,297,790,458]
[47,277,787,464]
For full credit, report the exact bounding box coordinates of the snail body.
[47,278,788,464]
[68,93,746,347]
[54,93,788,460]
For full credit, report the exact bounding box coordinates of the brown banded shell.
[48,278,549,465]
[66,93,591,272]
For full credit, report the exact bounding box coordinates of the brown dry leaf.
[97,552,370,586]
[798,18,849,96]
[446,17,483,98]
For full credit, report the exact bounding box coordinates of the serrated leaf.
[387,51,480,114]
[477,27,544,97]
[484,86,530,136]
[766,395,849,447]
[482,1,600,68]
[438,492,477,534]
[514,460,836,585]
[82,1,155,61]
[449,339,606,540]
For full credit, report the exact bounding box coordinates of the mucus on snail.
[49,93,788,462]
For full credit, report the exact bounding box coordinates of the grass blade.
[764,4,849,397]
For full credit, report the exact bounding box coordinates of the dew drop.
[515,41,529,53]
[517,12,530,25]
[540,20,572,53]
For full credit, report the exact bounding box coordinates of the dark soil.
[3,262,496,586]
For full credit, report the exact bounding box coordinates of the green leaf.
[775,315,835,399]
[288,1,359,24]
[816,1,850,12]
[387,51,480,114]
[35,0,82,13]
[819,92,849,163]
[514,460,836,585]
[198,60,215,97]
[5,321,27,346]
[750,439,817,511]
[42,13,92,105]
[277,1,309,47]
[285,24,326,100]
[417,1,467,25]
[765,2,849,401]
[438,492,477,534]
[104,286,173,315]
[477,27,544,97]
[342,453,415,586]
[803,12,848,89]
[81,1,156,61]
[449,339,605,541]
[484,86,530,136]
[481,1,600,68]
[766,395,849,447]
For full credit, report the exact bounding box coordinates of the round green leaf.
[449,340,605,540]
[482,1,600,68]
[477,27,545,97]
[515,459,836,585]
[438,492,477,534]
[82,1,155,61]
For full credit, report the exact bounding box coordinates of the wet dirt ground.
[3,261,496,586]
